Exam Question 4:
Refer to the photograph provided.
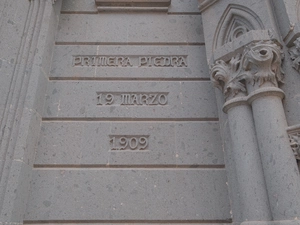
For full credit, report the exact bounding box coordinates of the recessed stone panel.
[25,169,230,221]
[50,45,209,79]
[56,14,204,44]
[61,0,201,14]
[34,121,223,166]
[43,81,218,119]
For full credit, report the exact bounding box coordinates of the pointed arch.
[213,4,264,50]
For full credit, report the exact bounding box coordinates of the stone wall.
[0,1,300,225]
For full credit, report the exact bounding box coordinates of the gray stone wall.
[1,1,300,225]
[23,0,231,224]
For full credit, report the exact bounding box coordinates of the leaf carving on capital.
[289,133,300,161]
[211,40,284,99]
[210,54,247,99]
[289,37,300,72]
[242,40,284,87]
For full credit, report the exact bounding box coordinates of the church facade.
[0,1,300,225]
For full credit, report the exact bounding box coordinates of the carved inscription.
[73,55,187,67]
[109,135,149,151]
[96,92,168,106]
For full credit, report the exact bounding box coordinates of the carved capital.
[289,37,300,72]
[211,40,284,101]
[289,133,300,161]
[242,40,284,87]
[210,54,247,100]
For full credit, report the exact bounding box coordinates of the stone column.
[210,55,272,223]
[242,40,300,221]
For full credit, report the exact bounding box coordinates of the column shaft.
[250,91,300,220]
[225,100,272,221]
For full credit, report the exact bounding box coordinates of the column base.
[242,220,300,225]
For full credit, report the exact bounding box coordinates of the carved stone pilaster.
[210,41,272,223]
[211,39,300,221]
[240,41,300,221]
[289,37,300,72]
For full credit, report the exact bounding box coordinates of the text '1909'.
[109,135,149,151]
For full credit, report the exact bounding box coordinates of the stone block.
[0,161,32,223]
[0,1,30,62]
[43,81,218,119]
[50,45,209,79]
[56,14,204,44]
[168,0,200,13]
[25,169,230,221]
[34,121,223,166]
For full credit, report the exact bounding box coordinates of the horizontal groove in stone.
[61,11,98,14]
[168,12,201,15]
[55,42,205,46]
[41,118,219,122]
[24,220,232,224]
[97,6,169,12]
[33,164,225,169]
[48,77,211,81]
[59,11,201,15]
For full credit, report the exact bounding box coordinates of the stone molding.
[0,0,52,222]
[198,0,218,13]
[213,30,272,63]
[95,0,171,12]
[211,40,284,103]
